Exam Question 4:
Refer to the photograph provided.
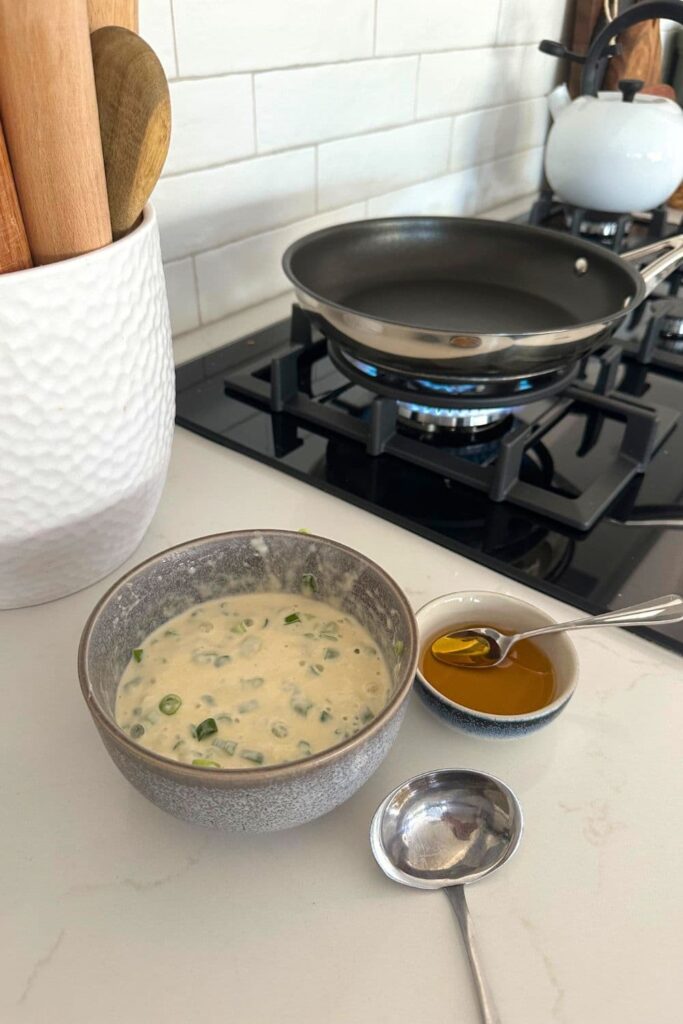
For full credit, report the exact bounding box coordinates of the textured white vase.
[0,205,174,609]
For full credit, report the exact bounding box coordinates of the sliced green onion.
[261,618,269,629]
[240,749,265,764]
[192,650,218,664]
[172,739,185,751]
[215,713,233,724]
[196,717,218,742]
[310,663,324,676]
[323,647,340,660]
[130,723,145,738]
[192,758,220,768]
[215,741,239,757]
[284,612,301,625]
[297,740,312,757]
[319,632,338,641]
[214,654,231,667]
[291,696,313,717]
[159,693,182,716]
[241,676,264,688]
[231,620,248,635]
[320,709,333,722]
[271,722,288,738]
[201,694,216,706]
[237,699,259,714]
[132,648,143,663]
[361,707,375,724]
[164,629,178,637]
[393,640,404,657]
[301,573,318,593]
[297,527,311,534]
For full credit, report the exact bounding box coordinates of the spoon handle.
[445,886,502,1024]
[516,594,683,643]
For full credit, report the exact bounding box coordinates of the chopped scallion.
[132,648,143,663]
[291,696,313,717]
[297,740,312,757]
[393,640,404,657]
[237,699,259,714]
[310,663,324,676]
[301,573,318,593]
[320,709,333,722]
[159,693,182,716]
[213,738,237,755]
[240,749,265,764]
[271,722,288,738]
[323,647,340,660]
[196,717,218,742]
[192,758,220,768]
[214,654,231,667]
[284,612,301,625]
[130,723,145,739]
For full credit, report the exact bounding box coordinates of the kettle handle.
[582,1,683,96]
[622,233,683,299]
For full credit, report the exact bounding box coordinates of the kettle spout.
[548,83,571,120]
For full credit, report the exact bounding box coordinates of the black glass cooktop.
[176,315,683,656]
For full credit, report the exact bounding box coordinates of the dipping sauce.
[116,592,391,768]
[421,623,556,715]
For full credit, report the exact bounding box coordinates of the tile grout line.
[190,256,204,326]
[163,41,545,83]
[372,0,379,55]
[168,0,181,78]
[250,73,259,154]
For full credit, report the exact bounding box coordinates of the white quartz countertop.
[2,428,681,1024]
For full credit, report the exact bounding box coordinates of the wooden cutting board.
[87,0,138,32]
[0,0,112,264]
[91,26,170,238]
[0,119,31,273]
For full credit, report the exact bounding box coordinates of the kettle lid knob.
[619,78,644,102]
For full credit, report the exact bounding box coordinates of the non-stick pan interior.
[284,218,641,334]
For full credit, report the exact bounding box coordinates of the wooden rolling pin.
[0,0,112,264]
[0,120,31,273]
[87,0,138,32]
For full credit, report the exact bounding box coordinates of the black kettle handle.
[581,0,683,95]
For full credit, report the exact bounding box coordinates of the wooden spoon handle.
[0,0,112,265]
[87,0,138,32]
[0,119,31,273]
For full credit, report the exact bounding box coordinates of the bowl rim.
[78,529,419,781]
[415,590,579,723]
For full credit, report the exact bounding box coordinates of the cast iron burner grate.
[217,305,678,531]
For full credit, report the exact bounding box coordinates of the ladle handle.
[446,886,502,1024]
[516,594,683,643]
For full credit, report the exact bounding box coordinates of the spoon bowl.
[371,769,523,1023]
[431,594,683,669]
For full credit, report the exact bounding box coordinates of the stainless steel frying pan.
[282,217,683,380]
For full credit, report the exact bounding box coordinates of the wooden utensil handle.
[0,0,112,264]
[88,0,138,32]
[0,119,32,273]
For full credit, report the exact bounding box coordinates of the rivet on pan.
[448,335,481,349]
[574,257,588,275]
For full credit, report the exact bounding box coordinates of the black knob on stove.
[619,79,644,103]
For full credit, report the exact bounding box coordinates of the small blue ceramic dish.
[415,591,579,738]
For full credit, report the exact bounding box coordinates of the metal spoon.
[431,593,683,668]
[370,769,523,1024]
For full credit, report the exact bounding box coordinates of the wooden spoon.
[88,0,138,32]
[0,119,31,273]
[0,0,112,264]
[91,26,171,239]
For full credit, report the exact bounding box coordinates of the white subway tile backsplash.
[153,149,316,261]
[317,119,451,211]
[367,171,476,217]
[375,0,500,55]
[138,0,177,78]
[469,147,545,213]
[254,58,418,153]
[417,44,557,120]
[449,97,549,170]
[195,204,367,323]
[173,0,374,76]
[164,258,200,335]
[165,77,254,175]
[152,0,568,353]
[497,0,567,45]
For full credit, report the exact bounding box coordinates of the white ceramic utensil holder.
[0,205,174,608]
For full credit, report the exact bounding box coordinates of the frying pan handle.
[622,233,683,299]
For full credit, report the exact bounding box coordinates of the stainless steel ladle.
[370,769,523,1024]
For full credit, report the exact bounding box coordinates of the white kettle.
[544,78,683,213]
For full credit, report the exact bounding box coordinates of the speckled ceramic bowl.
[79,530,418,831]
[415,591,578,738]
